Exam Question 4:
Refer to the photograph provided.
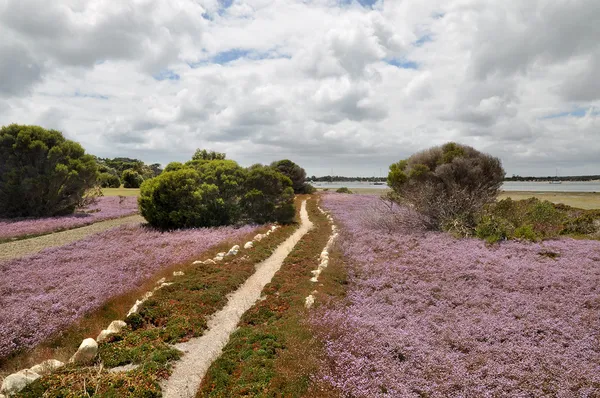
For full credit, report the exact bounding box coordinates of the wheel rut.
[161,199,314,398]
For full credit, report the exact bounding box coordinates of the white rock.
[304,295,315,309]
[310,276,319,283]
[127,299,143,316]
[320,259,329,268]
[107,320,127,334]
[244,241,253,249]
[1,369,40,395]
[160,282,174,288]
[192,260,203,265]
[173,271,184,276]
[217,252,226,257]
[156,277,166,285]
[265,231,271,236]
[226,245,240,256]
[214,256,223,262]
[311,269,321,276]
[29,359,64,375]
[97,329,112,342]
[270,225,278,231]
[254,234,264,241]
[142,291,153,300]
[204,259,216,265]
[69,338,98,364]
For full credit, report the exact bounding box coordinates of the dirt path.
[161,200,314,398]
[0,215,145,261]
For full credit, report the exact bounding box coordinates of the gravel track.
[0,215,145,261]
[161,200,314,398]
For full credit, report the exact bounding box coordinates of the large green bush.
[122,169,144,188]
[0,124,97,217]
[139,159,298,229]
[139,168,231,229]
[388,142,505,231]
[241,166,295,224]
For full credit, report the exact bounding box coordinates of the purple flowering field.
[0,223,258,360]
[315,194,600,397]
[0,196,139,242]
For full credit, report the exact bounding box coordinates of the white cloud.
[0,0,599,176]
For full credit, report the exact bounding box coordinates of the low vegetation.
[0,223,259,362]
[335,187,352,194]
[13,205,301,397]
[0,196,138,243]
[476,197,600,243]
[198,198,343,397]
[315,193,600,397]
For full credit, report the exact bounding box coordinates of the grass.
[197,197,346,397]
[500,191,600,210]
[13,198,306,397]
[102,187,141,197]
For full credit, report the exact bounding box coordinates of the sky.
[0,0,599,177]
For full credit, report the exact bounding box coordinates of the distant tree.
[388,142,505,232]
[270,159,310,194]
[0,124,97,217]
[97,172,121,188]
[241,166,295,224]
[149,163,163,177]
[164,162,184,172]
[122,169,144,188]
[192,149,226,161]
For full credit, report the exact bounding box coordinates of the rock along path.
[0,215,145,261]
[162,200,314,398]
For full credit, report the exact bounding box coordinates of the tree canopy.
[0,124,98,218]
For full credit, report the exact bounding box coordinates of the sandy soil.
[0,215,145,261]
[161,200,313,398]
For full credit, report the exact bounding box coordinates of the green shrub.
[475,215,512,243]
[241,166,295,224]
[139,168,233,229]
[98,172,121,188]
[0,124,98,218]
[301,183,316,194]
[122,169,144,188]
[388,142,505,230]
[336,187,353,194]
[514,225,537,241]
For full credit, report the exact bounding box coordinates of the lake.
[313,181,600,192]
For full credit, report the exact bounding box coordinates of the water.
[312,181,600,192]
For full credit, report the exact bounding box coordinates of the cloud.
[0,0,598,176]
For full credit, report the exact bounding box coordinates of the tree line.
[0,125,312,227]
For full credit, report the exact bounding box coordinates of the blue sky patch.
[415,34,433,46]
[154,70,181,81]
[386,58,419,69]
[541,107,598,119]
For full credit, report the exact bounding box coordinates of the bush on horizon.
[0,124,98,218]
[139,157,297,229]
[270,159,313,194]
[388,142,505,233]
[98,172,121,188]
[122,169,144,188]
[336,187,353,194]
